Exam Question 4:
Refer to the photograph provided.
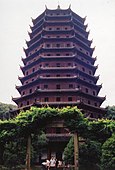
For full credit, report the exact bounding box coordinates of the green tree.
[31,132,48,164]
[105,106,115,120]
[63,137,74,165]
[101,134,115,170]
[63,137,101,169]
[79,140,101,170]
[0,102,17,119]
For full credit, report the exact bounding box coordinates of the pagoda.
[13,6,105,118]
[12,6,106,162]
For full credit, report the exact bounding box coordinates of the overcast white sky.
[0,0,115,107]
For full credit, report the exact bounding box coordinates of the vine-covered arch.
[0,106,115,169]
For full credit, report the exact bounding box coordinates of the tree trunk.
[74,132,79,170]
[25,135,31,170]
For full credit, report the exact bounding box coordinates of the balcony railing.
[36,101,81,105]
[39,75,77,79]
[40,66,76,70]
[37,88,79,92]
[41,55,75,59]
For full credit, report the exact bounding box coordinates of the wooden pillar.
[25,135,31,170]
[74,132,79,170]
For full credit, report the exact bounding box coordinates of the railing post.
[74,132,79,170]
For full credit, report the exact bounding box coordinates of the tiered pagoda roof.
[13,6,106,118]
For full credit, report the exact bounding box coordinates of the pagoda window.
[46,75,50,77]
[57,36,60,38]
[56,84,60,89]
[29,89,32,93]
[45,63,49,67]
[94,102,97,107]
[67,43,70,47]
[49,27,52,30]
[77,85,80,89]
[68,63,72,66]
[86,52,89,55]
[46,44,50,48]
[27,101,29,105]
[32,78,34,81]
[56,63,60,67]
[93,91,96,96]
[80,48,82,51]
[82,67,85,72]
[90,113,94,118]
[67,74,70,77]
[56,53,60,56]
[65,27,68,30]
[89,71,92,75]
[86,88,88,93]
[56,27,60,30]
[56,74,60,77]
[20,103,23,107]
[47,54,51,56]
[68,97,72,101]
[56,127,61,134]
[44,84,48,89]
[32,68,35,72]
[26,71,28,75]
[56,97,61,102]
[44,97,49,102]
[69,84,73,88]
[22,91,25,95]
[26,81,28,84]
[56,44,60,47]
[66,53,70,56]
[88,100,91,104]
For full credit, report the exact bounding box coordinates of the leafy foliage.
[79,140,101,170]
[0,102,17,116]
[63,137,74,165]
[105,106,115,120]
[101,134,115,170]
[0,106,115,169]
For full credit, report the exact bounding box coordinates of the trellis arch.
[0,106,114,170]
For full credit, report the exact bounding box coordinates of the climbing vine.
[0,106,115,142]
[0,106,115,169]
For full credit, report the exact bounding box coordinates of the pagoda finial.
[45,5,47,9]
[57,1,60,9]
[31,17,34,22]
[69,4,71,9]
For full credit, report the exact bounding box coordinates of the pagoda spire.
[57,1,60,9]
